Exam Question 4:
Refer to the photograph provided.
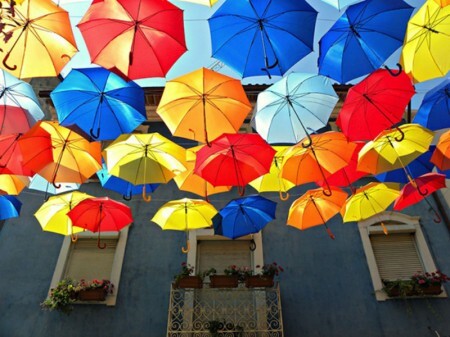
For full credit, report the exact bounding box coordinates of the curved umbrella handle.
[326,227,335,240]
[142,185,152,202]
[301,133,313,148]
[384,63,402,77]
[181,240,190,254]
[97,232,106,249]
[90,127,100,139]
[122,193,132,201]
[71,233,78,242]
[52,178,61,189]
[261,57,279,79]
[416,185,429,197]
[394,126,405,142]
[2,52,17,71]
[249,239,256,251]
[237,185,245,196]
[279,190,289,201]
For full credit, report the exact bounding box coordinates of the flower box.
[78,288,107,301]
[417,284,443,296]
[384,283,442,297]
[210,275,239,288]
[174,276,203,289]
[245,275,274,288]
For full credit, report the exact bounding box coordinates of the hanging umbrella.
[357,124,434,175]
[281,131,357,195]
[194,133,275,194]
[51,67,146,140]
[151,198,218,252]
[156,67,252,145]
[208,0,318,78]
[319,0,363,11]
[212,195,277,239]
[0,0,77,78]
[0,174,29,195]
[433,0,450,6]
[28,174,80,200]
[103,133,187,185]
[18,121,102,186]
[287,187,348,239]
[77,0,186,80]
[178,0,218,6]
[67,197,133,248]
[318,0,413,84]
[400,0,450,83]
[431,129,450,171]
[0,106,32,135]
[253,73,338,144]
[249,146,295,200]
[0,133,33,176]
[0,195,21,220]
[34,191,92,236]
[336,69,415,142]
[413,78,450,131]
[96,162,159,202]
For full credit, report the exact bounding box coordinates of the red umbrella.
[194,133,275,194]
[0,133,33,176]
[67,197,133,249]
[393,173,446,222]
[337,69,415,141]
[78,0,187,80]
[0,106,32,135]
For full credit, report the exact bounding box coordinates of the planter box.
[210,275,239,288]
[174,276,203,289]
[385,283,442,297]
[78,288,107,301]
[245,275,274,288]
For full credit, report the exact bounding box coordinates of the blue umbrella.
[319,0,363,11]
[51,67,146,140]
[318,0,413,84]
[413,78,450,131]
[28,174,80,200]
[97,163,159,201]
[208,0,317,79]
[213,195,277,239]
[0,195,21,220]
[253,73,338,144]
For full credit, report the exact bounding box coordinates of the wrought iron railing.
[167,283,283,337]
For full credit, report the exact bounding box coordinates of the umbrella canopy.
[336,69,415,142]
[0,133,33,176]
[0,195,21,221]
[78,0,187,80]
[0,0,77,78]
[194,133,275,193]
[400,0,450,83]
[18,121,102,186]
[0,174,29,195]
[433,0,450,6]
[287,187,348,239]
[318,0,413,84]
[357,124,434,175]
[319,0,363,11]
[157,68,252,145]
[103,133,187,185]
[0,106,32,135]
[51,67,146,140]
[413,78,450,131]
[34,191,92,236]
[213,195,277,239]
[208,0,318,78]
[281,131,357,195]
[28,174,80,199]
[254,73,338,144]
[431,129,450,171]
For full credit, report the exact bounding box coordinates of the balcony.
[167,283,284,337]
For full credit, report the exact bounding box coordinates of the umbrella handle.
[326,227,335,240]
[249,239,256,251]
[52,179,61,189]
[122,193,132,201]
[142,185,152,202]
[416,185,429,197]
[261,57,279,79]
[394,126,405,142]
[301,133,313,148]
[384,63,402,77]
[2,51,17,71]
[97,233,106,249]
[279,190,290,201]
[181,240,190,254]
[90,127,100,139]
[71,233,78,242]
[237,185,245,196]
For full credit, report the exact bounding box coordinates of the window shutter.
[370,233,424,280]
[64,238,117,280]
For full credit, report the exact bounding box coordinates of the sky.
[57,0,447,109]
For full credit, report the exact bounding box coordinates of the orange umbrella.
[157,68,252,145]
[18,121,101,186]
[0,0,77,78]
[281,131,357,195]
[0,174,29,195]
[431,129,450,171]
[287,187,348,239]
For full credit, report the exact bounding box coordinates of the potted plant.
[245,262,284,288]
[383,270,449,297]
[75,279,114,301]
[40,278,78,314]
[210,265,240,288]
[173,262,203,289]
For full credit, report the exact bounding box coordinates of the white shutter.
[370,233,424,281]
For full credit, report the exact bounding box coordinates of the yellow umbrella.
[103,133,187,185]
[151,198,218,252]
[249,146,295,200]
[0,0,78,79]
[357,124,434,175]
[178,0,219,7]
[34,191,92,236]
[400,0,450,83]
[0,174,29,195]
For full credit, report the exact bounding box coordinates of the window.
[48,228,129,306]
[358,212,446,301]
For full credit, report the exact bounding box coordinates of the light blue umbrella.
[253,73,338,145]
[319,0,363,11]
[0,195,21,221]
[28,174,80,200]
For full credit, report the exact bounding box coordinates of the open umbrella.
[157,67,252,145]
[431,129,450,171]
[400,0,450,83]
[28,174,80,200]
[0,174,29,195]
[336,69,415,142]
[67,197,133,249]
[0,195,21,220]
[287,187,348,239]
[413,78,450,131]
[0,0,77,78]
[151,198,217,252]
[0,133,33,176]
[78,0,186,80]
[51,67,146,140]
[208,0,318,78]
[253,73,338,144]
[213,195,277,240]
[318,0,413,84]
[0,106,32,135]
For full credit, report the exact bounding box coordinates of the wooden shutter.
[64,238,117,280]
[370,233,424,280]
